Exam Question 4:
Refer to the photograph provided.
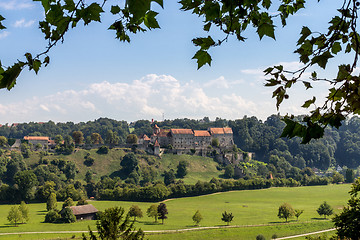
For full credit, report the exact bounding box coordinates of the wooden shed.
[69,204,98,221]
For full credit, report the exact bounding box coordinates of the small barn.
[69,204,98,221]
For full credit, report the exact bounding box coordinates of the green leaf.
[336,64,350,80]
[127,0,150,21]
[33,60,41,74]
[64,0,75,11]
[257,22,275,40]
[192,50,212,69]
[297,26,311,45]
[83,3,104,24]
[302,97,316,108]
[311,51,333,69]
[43,56,50,67]
[111,5,121,15]
[0,15,5,30]
[192,36,215,50]
[203,22,211,32]
[0,63,23,90]
[144,11,160,29]
[41,0,51,12]
[331,42,342,54]
[303,81,312,89]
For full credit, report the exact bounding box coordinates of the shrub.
[256,235,266,240]
[96,146,109,154]
[45,210,60,223]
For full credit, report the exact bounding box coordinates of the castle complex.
[138,125,234,155]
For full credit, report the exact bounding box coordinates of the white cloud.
[13,18,35,28]
[0,31,10,39]
[0,74,271,123]
[0,0,34,10]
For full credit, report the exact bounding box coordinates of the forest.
[1,114,360,170]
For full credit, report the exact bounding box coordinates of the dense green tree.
[278,203,294,222]
[62,197,74,209]
[20,143,31,158]
[126,134,138,144]
[163,169,176,186]
[0,136,8,147]
[345,168,355,183]
[333,178,360,240]
[221,211,234,225]
[128,205,143,221]
[120,153,138,175]
[47,192,57,211]
[7,206,22,226]
[72,131,84,145]
[90,133,103,145]
[82,207,145,240]
[176,160,188,178]
[224,165,234,179]
[192,210,203,226]
[44,210,60,223]
[317,201,333,219]
[60,207,76,223]
[146,204,158,223]
[157,203,168,224]
[54,135,63,145]
[256,235,266,240]
[331,171,345,184]
[105,130,120,146]
[14,170,38,201]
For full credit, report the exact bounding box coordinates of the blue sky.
[0,0,345,124]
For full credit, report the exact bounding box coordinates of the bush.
[96,146,109,154]
[84,157,95,166]
[45,210,60,223]
[60,208,76,223]
[256,235,266,240]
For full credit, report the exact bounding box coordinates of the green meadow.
[0,184,351,240]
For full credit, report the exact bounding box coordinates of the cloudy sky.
[0,0,344,124]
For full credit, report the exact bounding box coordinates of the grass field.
[0,184,351,240]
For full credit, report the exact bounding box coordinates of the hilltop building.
[138,125,234,155]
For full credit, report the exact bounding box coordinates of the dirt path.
[0,226,336,239]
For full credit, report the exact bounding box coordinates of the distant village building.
[23,136,55,147]
[69,204,98,221]
[138,125,234,155]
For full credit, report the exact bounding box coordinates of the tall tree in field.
[82,207,144,240]
[192,210,203,226]
[128,205,143,221]
[157,203,168,224]
[72,131,84,145]
[47,192,57,211]
[120,153,138,175]
[221,211,234,225]
[278,203,294,222]
[7,206,22,226]
[294,209,304,221]
[126,134,138,144]
[317,201,333,219]
[19,201,29,223]
[146,204,158,223]
[105,130,119,146]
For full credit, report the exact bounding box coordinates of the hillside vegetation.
[0,184,350,240]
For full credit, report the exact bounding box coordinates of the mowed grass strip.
[0,184,351,239]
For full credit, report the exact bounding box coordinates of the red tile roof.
[194,130,210,137]
[154,140,160,147]
[209,128,233,134]
[158,129,170,137]
[171,129,194,135]
[140,134,150,141]
[24,136,50,141]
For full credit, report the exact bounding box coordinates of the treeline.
[2,115,360,169]
[0,118,129,144]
